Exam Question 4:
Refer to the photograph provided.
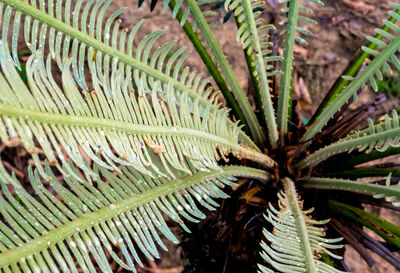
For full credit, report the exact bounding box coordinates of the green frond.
[0,0,259,150]
[258,178,344,273]
[224,0,279,148]
[277,0,323,142]
[0,42,274,180]
[301,174,400,206]
[311,8,400,124]
[296,110,400,169]
[302,3,400,142]
[0,161,270,272]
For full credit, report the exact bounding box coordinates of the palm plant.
[0,0,399,272]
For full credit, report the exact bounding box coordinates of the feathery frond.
[224,0,279,148]
[0,43,274,180]
[258,178,344,273]
[302,3,400,142]
[301,174,400,206]
[0,161,269,272]
[297,110,400,169]
[0,0,263,149]
[277,0,323,141]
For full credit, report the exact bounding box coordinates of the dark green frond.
[302,3,400,142]
[297,110,400,169]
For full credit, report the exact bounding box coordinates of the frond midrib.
[0,166,270,266]
[284,178,317,273]
[0,103,274,166]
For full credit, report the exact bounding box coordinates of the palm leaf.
[224,0,279,148]
[302,3,400,142]
[258,178,344,273]
[297,110,400,169]
[277,0,323,142]
[311,8,400,124]
[0,0,261,149]
[0,44,273,180]
[0,161,269,272]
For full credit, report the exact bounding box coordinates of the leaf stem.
[326,168,400,179]
[233,13,267,131]
[333,147,400,169]
[328,200,400,248]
